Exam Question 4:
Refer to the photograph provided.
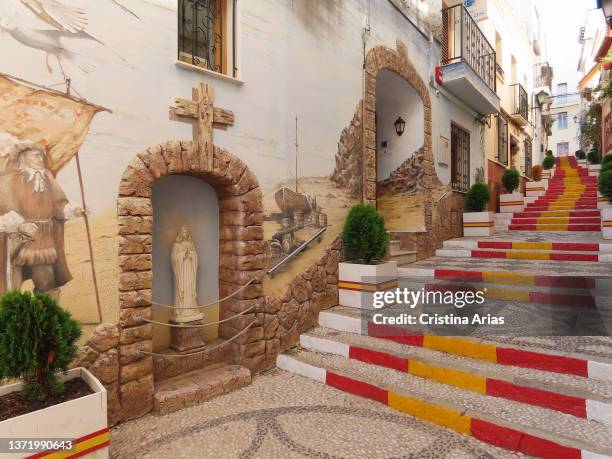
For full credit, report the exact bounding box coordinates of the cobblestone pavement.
[110,369,526,458]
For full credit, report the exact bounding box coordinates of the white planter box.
[499,192,524,213]
[578,159,587,168]
[0,368,108,459]
[598,193,610,210]
[525,195,538,205]
[603,209,612,239]
[590,164,601,177]
[542,169,552,179]
[526,180,547,197]
[463,211,494,237]
[338,261,397,309]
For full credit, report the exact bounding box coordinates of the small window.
[557,112,568,129]
[557,83,567,104]
[497,115,508,165]
[451,124,470,192]
[557,142,569,156]
[178,0,235,76]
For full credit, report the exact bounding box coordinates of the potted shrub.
[542,155,555,179]
[576,149,587,167]
[463,182,493,236]
[499,167,524,213]
[339,204,397,309]
[526,164,546,202]
[600,170,612,237]
[588,148,601,176]
[0,291,109,458]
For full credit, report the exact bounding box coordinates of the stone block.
[118,254,152,272]
[119,306,151,328]
[120,373,154,420]
[119,340,152,365]
[120,289,152,308]
[117,197,153,217]
[119,324,152,345]
[88,323,119,353]
[119,235,152,255]
[118,216,152,236]
[89,349,119,385]
[120,357,153,383]
[119,271,152,292]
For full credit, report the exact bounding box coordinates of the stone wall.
[330,102,363,198]
[71,324,122,426]
[377,147,425,196]
[390,188,464,259]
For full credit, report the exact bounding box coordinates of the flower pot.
[0,368,108,459]
[526,180,547,197]
[589,164,601,177]
[338,261,398,309]
[603,209,612,239]
[499,192,524,213]
[600,193,612,210]
[463,211,494,237]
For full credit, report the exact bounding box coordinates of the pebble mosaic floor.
[110,368,525,458]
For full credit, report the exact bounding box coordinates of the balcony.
[534,62,553,92]
[441,4,500,115]
[511,83,529,126]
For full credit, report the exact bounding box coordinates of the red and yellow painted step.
[277,353,611,458]
[513,210,600,218]
[300,333,612,424]
[507,224,601,232]
[318,310,612,382]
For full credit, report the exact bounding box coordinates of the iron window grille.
[451,124,470,192]
[178,0,230,74]
[497,115,508,165]
[524,140,532,176]
[442,4,497,93]
[511,83,529,121]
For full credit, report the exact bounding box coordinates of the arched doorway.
[375,69,426,231]
[361,41,439,232]
[116,140,265,419]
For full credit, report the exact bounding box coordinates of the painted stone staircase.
[510,156,601,231]
[277,266,612,457]
[276,155,612,457]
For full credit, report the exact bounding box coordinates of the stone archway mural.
[362,40,440,231]
[116,140,265,420]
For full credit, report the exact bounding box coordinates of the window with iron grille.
[497,115,508,165]
[524,140,532,176]
[178,0,234,75]
[451,124,470,192]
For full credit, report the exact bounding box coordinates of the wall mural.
[0,0,361,325]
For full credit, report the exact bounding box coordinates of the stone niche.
[116,140,267,420]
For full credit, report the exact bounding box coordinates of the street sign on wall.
[464,0,488,21]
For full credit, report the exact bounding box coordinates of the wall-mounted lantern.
[394,116,406,136]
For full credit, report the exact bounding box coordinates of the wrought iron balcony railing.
[442,4,496,93]
[512,83,528,121]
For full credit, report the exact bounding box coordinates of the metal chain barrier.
[139,303,257,328]
[134,322,254,358]
[150,278,256,311]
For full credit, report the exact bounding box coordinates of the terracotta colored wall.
[488,160,505,212]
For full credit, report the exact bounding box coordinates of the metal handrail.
[511,83,529,121]
[267,227,327,277]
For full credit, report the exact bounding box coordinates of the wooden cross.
[170,83,234,171]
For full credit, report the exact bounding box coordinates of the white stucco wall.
[376,69,425,180]
[549,102,581,156]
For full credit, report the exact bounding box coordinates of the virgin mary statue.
[171,225,203,323]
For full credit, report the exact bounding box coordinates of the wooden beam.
[170,99,234,127]
[195,83,214,170]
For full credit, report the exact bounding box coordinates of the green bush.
[588,148,601,165]
[342,204,389,264]
[501,168,520,193]
[602,154,612,169]
[546,150,553,157]
[0,291,81,400]
[576,150,586,160]
[599,170,612,203]
[542,155,555,170]
[465,182,490,212]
